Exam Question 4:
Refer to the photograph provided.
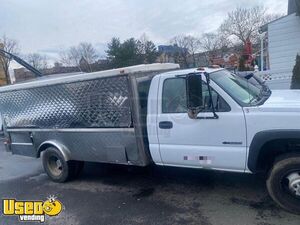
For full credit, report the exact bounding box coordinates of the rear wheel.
[267,154,300,214]
[42,147,84,183]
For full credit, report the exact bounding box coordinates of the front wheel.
[267,154,300,215]
[42,147,84,183]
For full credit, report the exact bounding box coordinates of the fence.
[238,69,293,90]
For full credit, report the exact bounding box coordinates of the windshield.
[210,70,267,106]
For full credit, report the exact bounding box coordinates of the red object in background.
[244,38,253,63]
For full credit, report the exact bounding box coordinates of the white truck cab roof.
[157,67,225,78]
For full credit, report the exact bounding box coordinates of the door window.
[162,78,230,113]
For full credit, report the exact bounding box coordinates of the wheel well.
[37,143,53,158]
[37,141,71,161]
[256,138,300,172]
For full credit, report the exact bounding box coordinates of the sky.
[0,0,288,62]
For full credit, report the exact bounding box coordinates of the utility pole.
[260,33,265,71]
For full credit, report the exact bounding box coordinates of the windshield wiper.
[0,49,43,77]
[249,97,256,105]
[244,73,254,80]
[249,87,270,106]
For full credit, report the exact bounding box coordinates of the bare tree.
[201,33,220,53]
[170,35,189,67]
[138,33,149,54]
[137,34,158,64]
[201,31,231,64]
[220,6,282,44]
[59,46,81,70]
[170,35,201,68]
[0,35,19,84]
[201,32,220,65]
[185,35,201,67]
[26,53,48,71]
[59,42,98,72]
[78,42,98,72]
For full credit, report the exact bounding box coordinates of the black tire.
[42,147,82,183]
[73,161,85,178]
[267,154,300,215]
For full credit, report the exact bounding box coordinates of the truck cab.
[147,67,300,171]
[147,67,300,214]
[147,67,247,172]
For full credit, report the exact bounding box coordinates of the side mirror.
[186,74,203,119]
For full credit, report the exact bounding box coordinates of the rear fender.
[37,140,71,161]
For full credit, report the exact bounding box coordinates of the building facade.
[261,0,300,71]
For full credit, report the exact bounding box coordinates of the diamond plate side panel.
[33,131,138,163]
[0,76,132,128]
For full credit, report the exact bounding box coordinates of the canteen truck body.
[0,63,300,214]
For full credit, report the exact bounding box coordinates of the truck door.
[156,74,247,172]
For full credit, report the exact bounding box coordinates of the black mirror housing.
[186,74,203,119]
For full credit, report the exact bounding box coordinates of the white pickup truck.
[0,64,299,214]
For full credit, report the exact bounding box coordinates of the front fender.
[248,129,300,173]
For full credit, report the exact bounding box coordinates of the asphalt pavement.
[0,137,299,225]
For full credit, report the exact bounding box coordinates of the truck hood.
[259,90,300,111]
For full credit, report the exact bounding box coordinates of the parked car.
[0,64,299,214]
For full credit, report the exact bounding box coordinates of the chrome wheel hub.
[56,159,62,170]
[48,156,63,176]
[287,172,300,197]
